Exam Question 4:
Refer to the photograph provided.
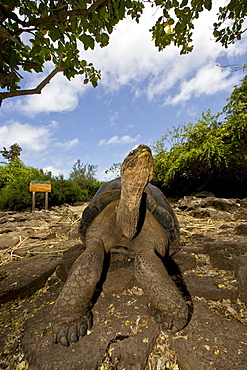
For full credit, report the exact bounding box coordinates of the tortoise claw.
[60,335,69,347]
[150,306,187,333]
[68,327,79,343]
[52,311,93,346]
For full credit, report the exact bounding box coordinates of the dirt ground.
[0,197,246,370]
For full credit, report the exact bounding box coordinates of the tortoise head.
[120,144,154,184]
[117,144,154,239]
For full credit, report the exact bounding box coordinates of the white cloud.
[43,165,65,177]
[8,66,88,116]
[98,134,141,146]
[0,121,51,151]
[5,1,247,115]
[109,111,119,126]
[55,138,79,150]
[165,65,238,105]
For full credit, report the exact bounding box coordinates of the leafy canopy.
[1,0,247,104]
[69,160,102,197]
[0,143,22,162]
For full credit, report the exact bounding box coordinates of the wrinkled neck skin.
[116,173,147,240]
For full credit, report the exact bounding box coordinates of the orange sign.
[29,182,51,192]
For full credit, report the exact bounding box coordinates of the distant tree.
[223,74,247,116]
[69,160,101,197]
[70,160,97,183]
[0,143,22,162]
[1,0,247,105]
[105,162,121,178]
[50,176,89,206]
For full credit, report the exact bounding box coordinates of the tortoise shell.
[78,178,180,251]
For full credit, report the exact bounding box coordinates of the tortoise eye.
[129,150,135,156]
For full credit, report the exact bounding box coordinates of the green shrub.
[49,178,89,206]
[69,160,103,198]
[0,162,48,210]
[152,78,247,198]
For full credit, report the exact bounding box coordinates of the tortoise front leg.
[134,246,188,333]
[52,243,104,346]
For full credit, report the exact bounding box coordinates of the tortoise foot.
[150,301,188,333]
[52,310,93,346]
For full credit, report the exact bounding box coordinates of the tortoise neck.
[116,176,145,239]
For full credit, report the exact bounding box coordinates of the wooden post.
[45,192,48,210]
[32,191,35,212]
[29,181,51,212]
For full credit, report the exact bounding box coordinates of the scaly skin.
[134,246,188,332]
[52,243,104,346]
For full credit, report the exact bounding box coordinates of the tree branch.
[1,0,108,28]
[0,64,63,106]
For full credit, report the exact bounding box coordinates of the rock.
[204,241,247,256]
[182,244,207,255]
[53,225,71,235]
[184,275,238,301]
[0,232,20,249]
[193,191,216,198]
[53,239,81,251]
[0,227,16,234]
[189,234,214,244]
[234,256,247,303]
[219,224,234,230]
[171,251,196,272]
[177,196,240,214]
[170,301,247,370]
[22,289,160,370]
[209,250,234,270]
[0,255,60,304]
[209,198,240,212]
[234,224,247,236]
[187,206,233,220]
[0,216,15,224]
[233,208,247,221]
[68,227,80,238]
[13,213,31,222]
[177,196,242,220]
[239,198,247,208]
[29,231,57,240]
[187,207,213,219]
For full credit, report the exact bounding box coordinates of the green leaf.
[100,33,109,46]
[79,34,95,50]
[49,28,62,42]
[91,79,98,88]
[204,0,212,10]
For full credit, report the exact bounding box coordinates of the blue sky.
[1,2,247,180]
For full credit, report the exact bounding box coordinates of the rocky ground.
[0,195,246,370]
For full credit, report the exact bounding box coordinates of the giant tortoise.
[52,144,188,346]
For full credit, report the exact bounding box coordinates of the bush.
[0,161,99,211]
[152,107,247,198]
[0,161,48,210]
[69,160,103,198]
[49,178,89,206]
